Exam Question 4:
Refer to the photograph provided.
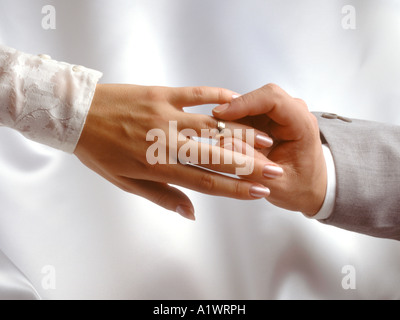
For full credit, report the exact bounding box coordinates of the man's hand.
[213,84,327,216]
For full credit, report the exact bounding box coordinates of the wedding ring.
[217,121,226,133]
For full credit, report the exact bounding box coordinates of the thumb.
[212,84,291,121]
[212,95,248,121]
[212,86,271,121]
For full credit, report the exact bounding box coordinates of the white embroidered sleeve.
[0,45,103,153]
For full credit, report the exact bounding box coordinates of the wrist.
[303,144,335,219]
[74,84,104,157]
[302,146,328,217]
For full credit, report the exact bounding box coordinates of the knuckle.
[144,86,165,102]
[232,179,243,197]
[118,184,130,193]
[294,98,310,112]
[295,98,307,107]
[263,83,282,95]
[117,182,136,195]
[262,83,285,107]
[153,191,171,208]
[191,86,206,99]
[141,158,157,172]
[216,87,226,102]
[201,115,218,131]
[199,174,216,191]
[308,113,320,131]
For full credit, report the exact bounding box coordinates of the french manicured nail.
[263,165,284,179]
[176,205,196,221]
[256,134,273,148]
[250,186,270,199]
[213,103,229,114]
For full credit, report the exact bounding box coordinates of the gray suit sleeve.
[314,112,400,241]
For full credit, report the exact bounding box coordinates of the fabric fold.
[0,250,40,300]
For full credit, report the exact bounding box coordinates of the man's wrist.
[305,144,336,220]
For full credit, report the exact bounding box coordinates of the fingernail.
[256,134,274,148]
[249,186,270,198]
[232,94,241,99]
[263,165,284,179]
[213,103,229,114]
[176,205,196,221]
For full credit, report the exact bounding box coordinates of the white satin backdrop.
[0,0,400,300]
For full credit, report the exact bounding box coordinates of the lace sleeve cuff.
[0,45,103,153]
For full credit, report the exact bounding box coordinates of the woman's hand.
[74,84,273,220]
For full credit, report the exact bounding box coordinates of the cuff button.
[338,116,353,123]
[321,113,338,120]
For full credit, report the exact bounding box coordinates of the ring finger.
[177,113,274,149]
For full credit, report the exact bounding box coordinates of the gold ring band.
[217,121,226,133]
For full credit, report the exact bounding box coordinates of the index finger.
[167,86,239,108]
[212,83,306,128]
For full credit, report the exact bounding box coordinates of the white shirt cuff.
[306,144,336,220]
